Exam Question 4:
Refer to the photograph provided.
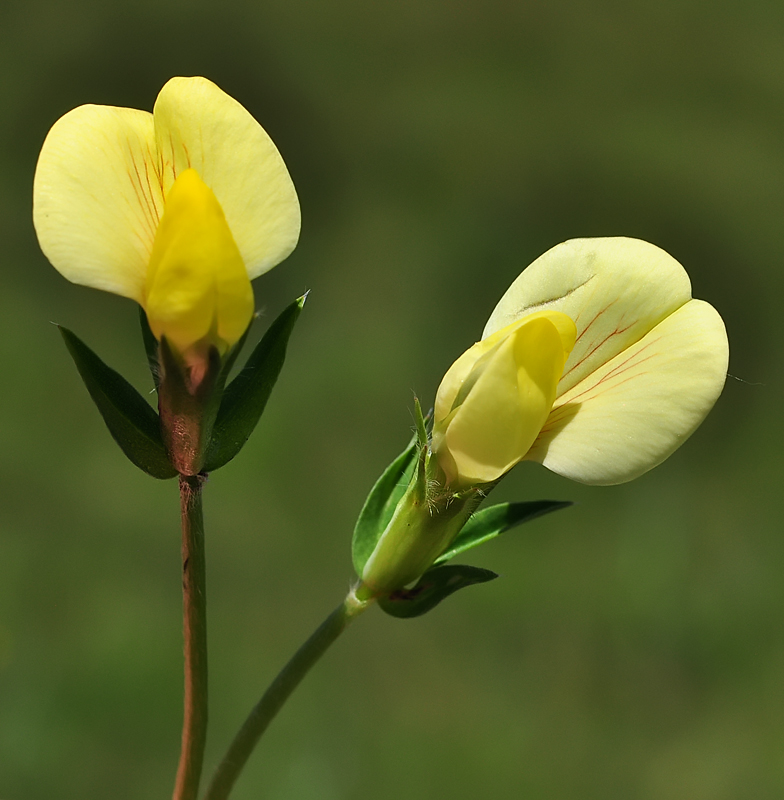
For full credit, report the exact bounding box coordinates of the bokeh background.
[0,0,781,798]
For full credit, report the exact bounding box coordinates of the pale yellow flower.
[33,76,300,360]
[433,237,729,487]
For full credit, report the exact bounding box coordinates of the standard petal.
[153,76,301,280]
[483,238,693,396]
[33,104,162,301]
[441,317,569,486]
[525,299,729,485]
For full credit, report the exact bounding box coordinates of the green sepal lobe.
[352,404,433,577]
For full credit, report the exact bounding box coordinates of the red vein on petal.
[555,338,660,410]
[126,146,157,246]
[562,304,635,384]
[144,143,163,222]
[170,132,179,182]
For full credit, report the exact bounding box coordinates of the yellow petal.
[153,77,301,279]
[434,313,575,486]
[435,309,576,425]
[144,169,253,354]
[526,299,728,485]
[483,238,693,397]
[33,104,161,301]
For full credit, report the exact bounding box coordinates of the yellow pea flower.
[360,237,728,598]
[433,237,729,488]
[33,76,300,363]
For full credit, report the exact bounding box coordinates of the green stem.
[203,589,373,800]
[173,474,209,800]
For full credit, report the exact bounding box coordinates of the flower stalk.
[204,591,372,800]
[174,474,209,800]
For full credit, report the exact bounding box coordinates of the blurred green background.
[0,0,780,798]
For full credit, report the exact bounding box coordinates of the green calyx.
[156,334,225,476]
[355,398,485,599]
[359,456,483,598]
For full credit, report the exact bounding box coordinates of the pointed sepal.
[378,563,498,619]
[202,295,306,472]
[352,434,420,576]
[435,500,572,564]
[59,326,177,479]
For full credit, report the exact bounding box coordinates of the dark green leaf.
[378,564,498,619]
[59,326,177,479]
[351,434,419,576]
[138,306,161,390]
[202,295,306,472]
[435,500,572,564]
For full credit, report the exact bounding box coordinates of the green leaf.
[59,327,177,479]
[435,500,572,564]
[378,564,498,619]
[202,295,306,472]
[351,434,420,576]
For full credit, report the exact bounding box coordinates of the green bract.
[204,295,306,472]
[378,564,499,619]
[59,326,177,480]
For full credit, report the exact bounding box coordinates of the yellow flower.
[433,237,729,487]
[33,76,300,362]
